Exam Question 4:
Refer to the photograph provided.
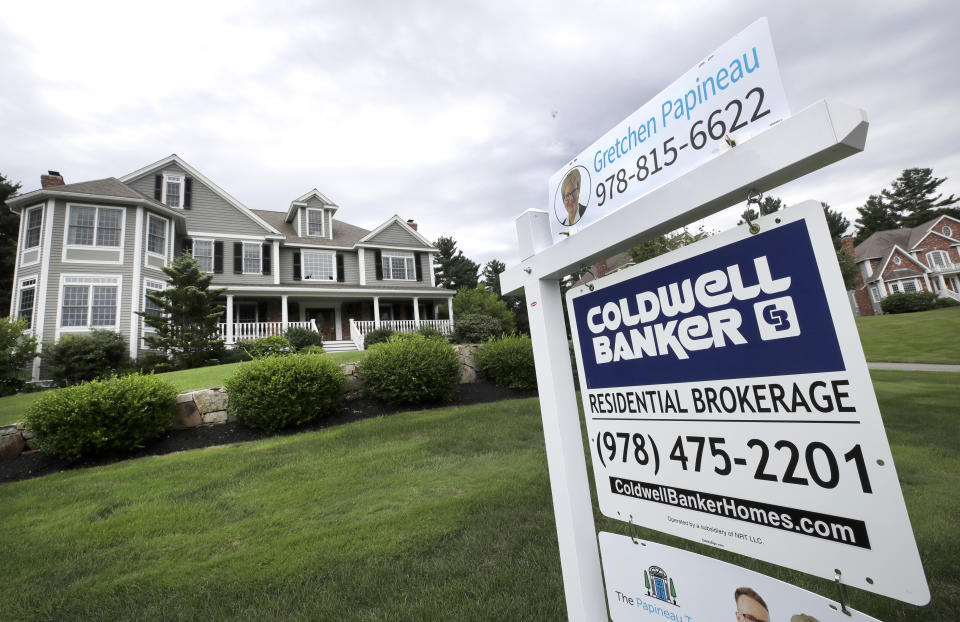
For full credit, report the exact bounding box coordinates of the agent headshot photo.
[734,587,770,622]
[558,167,588,226]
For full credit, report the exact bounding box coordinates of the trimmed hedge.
[225,354,346,431]
[935,297,960,308]
[452,314,501,344]
[42,329,129,386]
[24,374,177,461]
[358,334,460,406]
[363,327,395,348]
[249,335,294,358]
[880,291,937,314]
[285,326,324,350]
[476,335,537,390]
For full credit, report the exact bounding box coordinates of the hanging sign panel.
[547,17,789,242]
[599,532,882,622]
[567,202,929,605]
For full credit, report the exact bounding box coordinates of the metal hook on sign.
[579,265,596,291]
[834,571,851,616]
[743,189,763,235]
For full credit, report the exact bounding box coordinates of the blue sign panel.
[572,220,844,389]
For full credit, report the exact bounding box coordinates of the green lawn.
[1,371,957,620]
[0,351,367,427]
[855,307,960,364]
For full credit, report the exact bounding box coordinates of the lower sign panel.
[568,202,929,604]
[599,532,881,622]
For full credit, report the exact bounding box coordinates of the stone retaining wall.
[2,349,484,461]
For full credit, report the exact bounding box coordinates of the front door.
[308,309,336,341]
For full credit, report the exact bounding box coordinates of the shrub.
[476,335,537,390]
[364,327,395,348]
[416,325,446,340]
[452,313,501,344]
[43,330,129,386]
[300,345,326,355]
[132,351,176,374]
[880,291,937,314]
[452,286,516,333]
[24,374,177,461]
[225,354,346,431]
[935,297,960,308]
[248,335,293,358]
[358,334,460,406]
[0,318,38,396]
[217,347,253,364]
[285,326,324,350]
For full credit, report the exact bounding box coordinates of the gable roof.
[357,215,434,249]
[5,177,186,226]
[120,154,281,236]
[285,189,339,222]
[870,243,928,282]
[254,210,371,248]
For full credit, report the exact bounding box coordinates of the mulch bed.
[0,382,537,485]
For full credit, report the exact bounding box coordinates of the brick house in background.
[6,155,456,380]
[849,215,960,315]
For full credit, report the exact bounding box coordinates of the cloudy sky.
[2,0,958,268]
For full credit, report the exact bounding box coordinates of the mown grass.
[855,306,960,364]
[0,351,367,427]
[1,371,957,620]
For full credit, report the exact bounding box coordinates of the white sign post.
[548,18,788,241]
[567,203,929,605]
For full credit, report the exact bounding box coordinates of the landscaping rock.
[202,410,228,425]
[454,345,480,384]
[172,399,202,429]
[0,429,25,460]
[193,389,228,414]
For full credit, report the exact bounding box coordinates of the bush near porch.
[358,334,460,406]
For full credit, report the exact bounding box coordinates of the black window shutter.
[336,252,345,282]
[293,251,302,281]
[182,237,193,255]
[154,174,162,200]
[262,243,271,275]
[415,252,423,281]
[184,177,193,209]
[214,241,224,273]
[233,242,243,274]
[257,301,268,322]
[375,250,383,280]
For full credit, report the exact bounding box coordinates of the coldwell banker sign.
[567,202,929,605]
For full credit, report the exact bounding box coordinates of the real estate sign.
[547,17,789,242]
[599,532,881,622]
[567,202,929,605]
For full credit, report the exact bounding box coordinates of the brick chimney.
[406,218,418,231]
[41,170,65,188]
[840,235,855,257]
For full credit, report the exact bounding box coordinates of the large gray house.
[6,154,455,380]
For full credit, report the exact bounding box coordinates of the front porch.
[216,292,455,349]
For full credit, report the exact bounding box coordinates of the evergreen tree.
[138,252,226,369]
[854,194,898,243]
[433,236,479,290]
[737,196,783,225]
[481,258,506,296]
[821,202,850,249]
[629,227,710,264]
[0,174,23,313]
[881,167,959,227]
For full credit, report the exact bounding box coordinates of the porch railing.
[218,320,318,344]
[929,261,960,274]
[349,319,454,350]
[938,288,960,303]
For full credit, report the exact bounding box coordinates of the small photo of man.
[558,168,588,226]
[734,587,769,622]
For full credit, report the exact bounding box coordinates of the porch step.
[323,340,359,352]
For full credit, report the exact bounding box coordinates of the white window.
[242,243,262,274]
[164,175,183,208]
[24,206,42,248]
[902,280,919,293]
[147,215,168,255]
[927,250,949,269]
[943,225,953,237]
[889,282,901,294]
[17,277,37,330]
[303,251,336,281]
[67,206,123,247]
[192,240,214,273]
[307,208,324,237]
[382,252,416,280]
[869,286,880,302]
[143,280,165,318]
[892,255,902,265]
[60,276,120,329]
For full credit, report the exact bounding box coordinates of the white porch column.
[433,302,439,320]
[226,295,234,344]
[447,296,454,323]
[939,274,947,292]
[413,296,420,325]
[922,272,932,292]
[281,295,289,328]
[373,296,380,328]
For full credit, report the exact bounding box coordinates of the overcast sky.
[2,0,958,268]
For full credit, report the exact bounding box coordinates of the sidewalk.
[867,362,960,372]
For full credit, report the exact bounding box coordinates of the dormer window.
[307,208,324,236]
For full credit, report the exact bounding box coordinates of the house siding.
[362,248,435,288]
[278,247,360,285]
[368,221,424,247]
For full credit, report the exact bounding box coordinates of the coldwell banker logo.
[754,296,800,340]
[643,565,678,605]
